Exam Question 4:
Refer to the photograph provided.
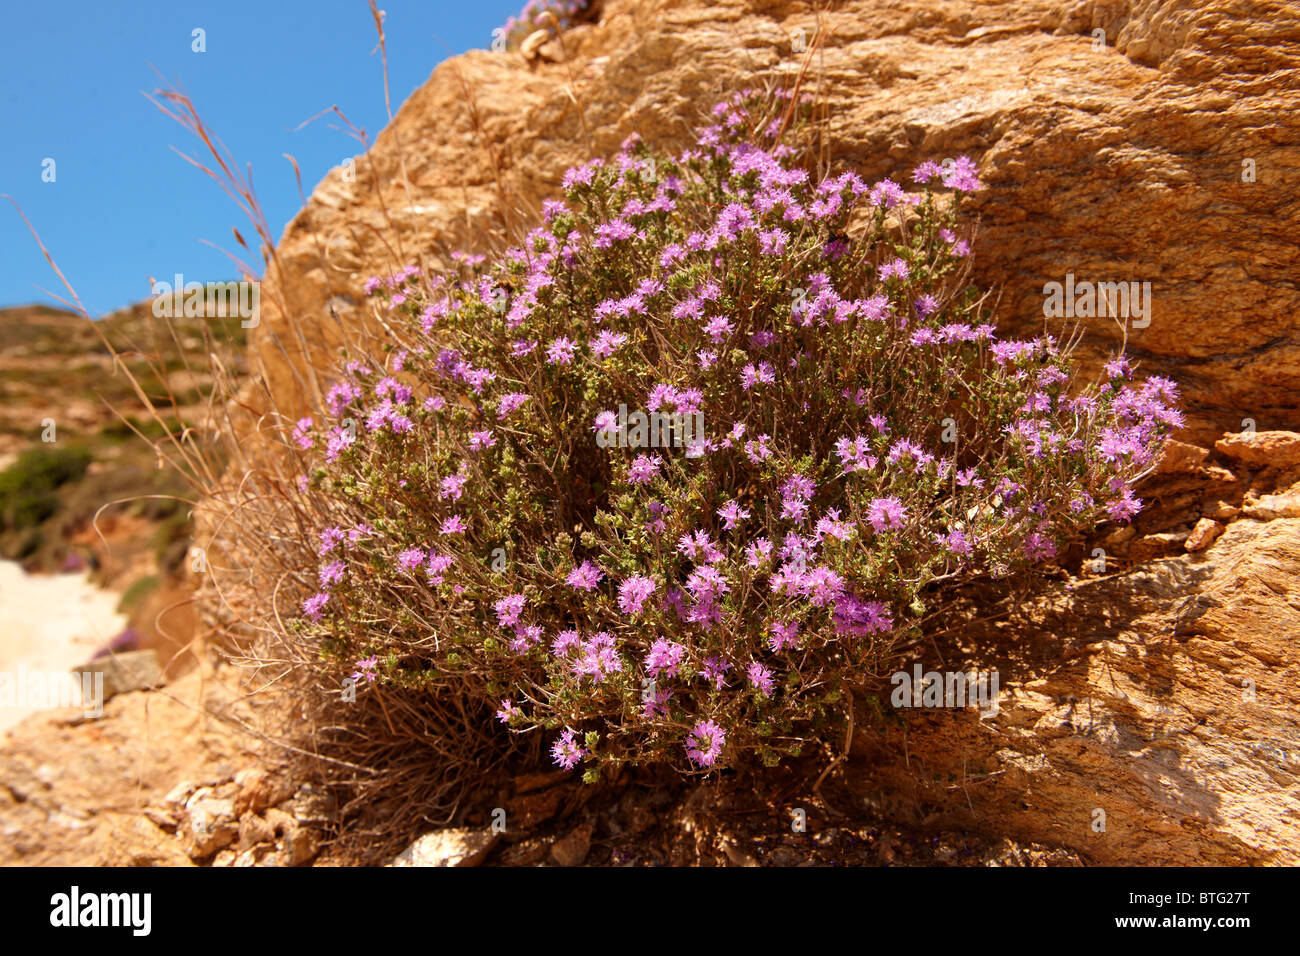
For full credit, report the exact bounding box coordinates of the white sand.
[0,560,126,734]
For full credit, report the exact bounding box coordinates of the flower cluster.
[287,89,1177,779]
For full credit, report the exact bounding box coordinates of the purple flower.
[302,592,330,620]
[769,619,801,652]
[566,560,604,591]
[551,629,581,656]
[440,473,468,500]
[319,527,345,555]
[699,655,731,690]
[591,330,628,358]
[747,661,775,696]
[745,537,773,568]
[397,547,426,571]
[832,593,893,637]
[686,720,726,768]
[440,515,467,535]
[495,699,522,723]
[628,455,662,485]
[426,553,454,585]
[717,501,750,530]
[1107,489,1143,523]
[551,729,586,771]
[867,496,908,532]
[618,575,657,615]
[576,632,623,682]
[644,639,686,679]
[351,656,379,683]
[319,560,346,587]
[546,337,577,365]
[493,593,527,627]
[497,392,531,419]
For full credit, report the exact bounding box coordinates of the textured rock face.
[242,0,1300,862]
[858,512,1300,865]
[250,0,1300,444]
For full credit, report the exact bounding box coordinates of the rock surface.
[391,828,499,867]
[247,0,1300,449]
[856,439,1300,864]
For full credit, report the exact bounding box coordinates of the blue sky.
[0,0,522,314]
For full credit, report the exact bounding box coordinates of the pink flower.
[628,455,662,485]
[686,720,726,768]
[319,560,346,587]
[566,560,604,590]
[717,501,750,530]
[769,620,800,652]
[618,575,657,615]
[644,639,686,679]
[495,699,522,723]
[551,729,586,770]
[497,392,531,419]
[440,473,468,500]
[546,337,577,365]
[493,594,527,627]
[302,592,329,620]
[440,515,466,535]
[867,496,908,532]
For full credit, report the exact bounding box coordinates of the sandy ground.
[0,559,125,735]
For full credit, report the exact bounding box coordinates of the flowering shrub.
[287,89,1179,781]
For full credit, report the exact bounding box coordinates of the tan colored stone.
[1243,492,1300,521]
[1201,499,1240,521]
[390,828,498,867]
[1155,439,1210,475]
[1215,431,1300,470]
[550,822,593,866]
[1184,517,1223,552]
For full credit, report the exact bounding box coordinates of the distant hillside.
[0,299,247,584]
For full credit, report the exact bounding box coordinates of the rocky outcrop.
[249,0,1300,446]
[856,428,1300,864]
[231,0,1298,863]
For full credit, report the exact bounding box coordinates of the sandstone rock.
[514,769,571,794]
[1184,517,1223,552]
[858,517,1300,865]
[185,797,238,859]
[390,828,498,867]
[1127,530,1188,563]
[1155,440,1210,475]
[507,787,565,830]
[1243,492,1300,521]
[233,767,296,816]
[1201,499,1240,521]
[163,780,197,806]
[238,812,276,851]
[1215,431,1300,470]
[70,650,161,702]
[550,822,593,866]
[246,0,1300,451]
[280,824,320,867]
